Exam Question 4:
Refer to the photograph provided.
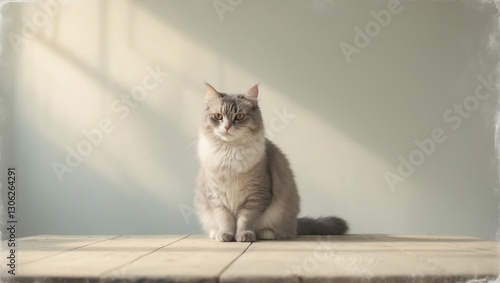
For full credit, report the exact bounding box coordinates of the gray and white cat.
[195,84,348,242]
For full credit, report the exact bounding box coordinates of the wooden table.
[2,234,499,282]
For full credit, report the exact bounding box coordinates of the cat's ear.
[244,84,259,101]
[204,83,221,105]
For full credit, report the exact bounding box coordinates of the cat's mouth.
[217,130,236,141]
[220,132,231,138]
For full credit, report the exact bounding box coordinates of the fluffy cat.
[195,84,348,242]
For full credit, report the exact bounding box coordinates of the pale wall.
[0,0,499,240]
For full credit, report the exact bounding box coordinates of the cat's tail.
[297,216,349,235]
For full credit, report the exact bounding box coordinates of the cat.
[194,83,348,242]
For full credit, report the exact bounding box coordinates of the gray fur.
[297,216,349,235]
[195,84,348,242]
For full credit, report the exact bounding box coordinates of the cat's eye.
[235,114,245,121]
[213,113,223,120]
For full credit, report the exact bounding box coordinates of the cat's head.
[201,84,264,143]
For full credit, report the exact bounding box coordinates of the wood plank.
[9,235,187,281]
[220,235,327,283]
[220,235,445,283]
[320,234,448,282]
[382,235,500,280]
[101,235,251,283]
[441,237,500,254]
[2,234,498,283]
[2,235,117,265]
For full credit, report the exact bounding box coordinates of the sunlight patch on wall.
[259,85,407,195]
[14,0,185,205]
[126,0,262,140]
[17,40,106,147]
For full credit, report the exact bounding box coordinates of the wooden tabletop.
[1,234,499,282]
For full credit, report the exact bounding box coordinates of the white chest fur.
[198,134,265,173]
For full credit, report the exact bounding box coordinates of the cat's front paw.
[215,231,234,242]
[235,230,256,242]
[209,230,217,239]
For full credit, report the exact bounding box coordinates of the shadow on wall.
[7,0,204,236]
[133,0,498,159]
[17,128,188,236]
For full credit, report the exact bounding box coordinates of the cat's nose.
[224,125,231,131]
